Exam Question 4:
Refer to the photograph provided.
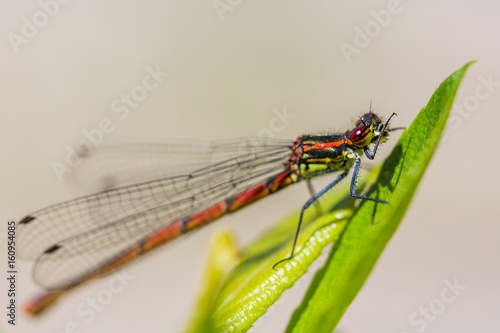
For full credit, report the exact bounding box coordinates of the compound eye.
[350,126,370,146]
[350,126,365,140]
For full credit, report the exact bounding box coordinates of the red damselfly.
[18,110,401,314]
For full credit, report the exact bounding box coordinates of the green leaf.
[209,189,364,332]
[184,231,240,333]
[285,61,475,332]
[210,209,354,332]
[188,61,473,333]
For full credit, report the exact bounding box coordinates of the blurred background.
[1,1,498,332]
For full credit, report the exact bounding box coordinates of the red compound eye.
[349,126,372,147]
[350,126,366,141]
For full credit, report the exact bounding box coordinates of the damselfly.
[18,110,401,314]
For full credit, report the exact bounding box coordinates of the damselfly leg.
[272,171,348,269]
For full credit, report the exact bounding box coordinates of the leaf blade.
[286,61,475,332]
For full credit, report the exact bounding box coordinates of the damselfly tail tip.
[24,291,62,316]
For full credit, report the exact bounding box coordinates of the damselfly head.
[349,112,389,148]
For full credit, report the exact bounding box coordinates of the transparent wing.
[69,138,291,192]
[18,138,292,289]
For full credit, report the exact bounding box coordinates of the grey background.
[0,1,498,332]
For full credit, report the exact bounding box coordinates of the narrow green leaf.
[185,231,240,333]
[211,211,352,332]
[208,182,368,332]
[286,61,475,332]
